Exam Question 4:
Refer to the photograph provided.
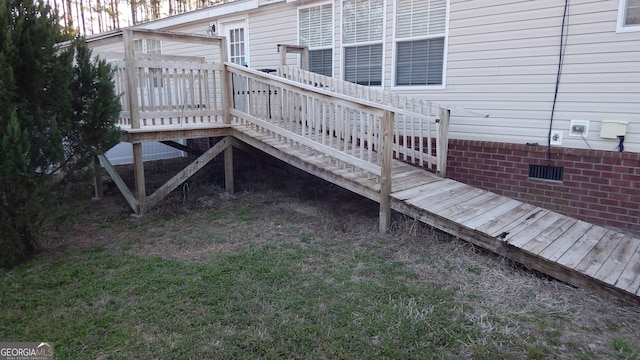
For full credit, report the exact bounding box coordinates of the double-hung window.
[618,0,640,31]
[342,0,384,86]
[395,0,446,86]
[299,4,333,76]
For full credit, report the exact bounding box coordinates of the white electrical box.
[600,121,628,139]
[569,120,589,137]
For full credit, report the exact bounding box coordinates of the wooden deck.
[100,29,639,304]
[230,122,640,304]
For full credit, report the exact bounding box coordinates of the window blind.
[396,0,446,38]
[299,4,332,48]
[309,49,333,77]
[344,44,383,86]
[396,38,444,86]
[343,0,384,44]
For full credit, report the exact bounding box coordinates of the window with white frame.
[621,0,640,29]
[228,27,246,65]
[395,0,446,86]
[299,4,333,76]
[342,0,384,86]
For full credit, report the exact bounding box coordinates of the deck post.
[124,29,146,207]
[379,110,394,233]
[220,37,232,125]
[436,107,450,178]
[277,44,309,74]
[224,145,234,194]
[92,156,103,200]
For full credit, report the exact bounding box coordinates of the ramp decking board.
[460,198,522,230]
[434,191,499,220]
[448,192,510,224]
[407,182,470,205]
[557,226,609,270]
[496,209,552,241]
[412,186,483,213]
[595,235,640,286]
[576,231,626,277]
[614,245,640,294]
[538,221,594,262]
[475,203,538,236]
[518,216,577,254]
[508,213,574,250]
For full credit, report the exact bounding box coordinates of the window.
[395,0,446,86]
[299,4,333,76]
[342,0,384,86]
[228,27,246,65]
[619,0,640,30]
[309,48,333,77]
[344,45,382,86]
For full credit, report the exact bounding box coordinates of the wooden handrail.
[225,62,436,122]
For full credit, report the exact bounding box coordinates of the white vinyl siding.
[395,0,446,86]
[300,3,333,76]
[343,0,384,86]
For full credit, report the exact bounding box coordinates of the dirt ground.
[51,149,640,358]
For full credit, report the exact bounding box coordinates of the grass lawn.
[1,162,639,359]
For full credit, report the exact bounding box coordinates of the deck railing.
[88,28,231,131]
[280,66,449,176]
[227,62,392,177]
[112,49,226,128]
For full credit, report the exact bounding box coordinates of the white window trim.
[617,0,640,32]
[297,1,335,75]
[219,16,250,65]
[340,0,386,88]
[391,0,449,90]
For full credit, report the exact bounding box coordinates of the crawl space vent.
[528,164,564,181]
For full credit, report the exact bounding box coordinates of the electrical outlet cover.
[550,131,563,145]
[569,120,589,137]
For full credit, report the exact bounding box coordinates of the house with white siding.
[88,0,640,233]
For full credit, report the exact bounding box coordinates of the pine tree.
[0,0,121,267]
[64,37,121,175]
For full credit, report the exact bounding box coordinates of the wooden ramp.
[232,124,640,305]
[98,29,639,304]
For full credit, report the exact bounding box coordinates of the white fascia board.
[136,0,260,30]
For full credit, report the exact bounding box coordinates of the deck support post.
[436,107,451,178]
[92,156,103,200]
[379,110,394,233]
[277,44,309,74]
[123,29,145,213]
[224,145,234,194]
[132,143,146,206]
[221,37,232,125]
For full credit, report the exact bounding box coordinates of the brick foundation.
[446,140,640,234]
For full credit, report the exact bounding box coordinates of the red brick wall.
[446,140,640,234]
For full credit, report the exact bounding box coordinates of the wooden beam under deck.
[121,124,231,143]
